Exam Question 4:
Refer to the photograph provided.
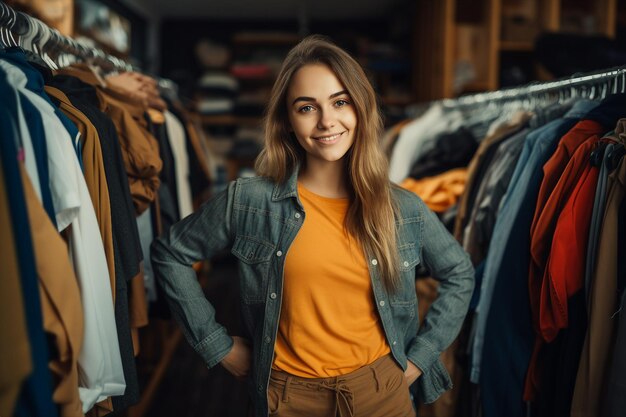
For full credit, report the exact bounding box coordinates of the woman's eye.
[335,99,350,107]
[299,105,315,113]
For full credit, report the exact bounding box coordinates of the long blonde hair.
[255,35,400,292]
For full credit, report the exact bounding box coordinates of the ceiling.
[125,0,407,20]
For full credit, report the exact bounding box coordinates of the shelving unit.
[412,0,618,101]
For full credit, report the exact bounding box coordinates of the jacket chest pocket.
[391,242,421,304]
[231,235,276,304]
[398,242,420,272]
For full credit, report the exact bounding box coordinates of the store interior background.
[10,0,626,416]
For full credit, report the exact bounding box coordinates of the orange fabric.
[0,161,32,417]
[401,168,467,213]
[273,182,390,377]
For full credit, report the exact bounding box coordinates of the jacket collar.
[271,164,300,203]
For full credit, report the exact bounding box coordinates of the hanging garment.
[533,135,605,417]
[462,127,528,264]
[529,125,606,342]
[401,168,467,213]
[164,110,193,218]
[0,124,33,417]
[408,127,477,180]
[48,74,143,287]
[56,64,162,215]
[602,266,626,417]
[1,58,126,411]
[21,163,85,417]
[137,207,157,302]
[473,100,598,417]
[0,49,84,168]
[454,111,533,241]
[571,122,626,417]
[1,57,56,225]
[164,100,213,202]
[0,76,58,417]
[46,86,139,411]
[45,86,116,299]
[388,103,464,183]
[525,94,626,402]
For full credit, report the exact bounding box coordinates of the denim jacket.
[151,170,474,417]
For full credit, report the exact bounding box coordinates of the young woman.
[151,35,474,417]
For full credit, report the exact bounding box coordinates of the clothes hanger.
[0,3,20,48]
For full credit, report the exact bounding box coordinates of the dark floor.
[147,256,250,417]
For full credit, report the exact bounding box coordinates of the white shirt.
[388,103,463,183]
[164,110,193,218]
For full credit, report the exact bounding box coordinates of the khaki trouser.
[267,354,416,417]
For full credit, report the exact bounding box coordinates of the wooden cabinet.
[412,0,618,102]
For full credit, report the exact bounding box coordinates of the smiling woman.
[151,35,475,417]
[286,64,357,187]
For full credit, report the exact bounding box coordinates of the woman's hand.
[404,360,423,385]
[220,336,252,381]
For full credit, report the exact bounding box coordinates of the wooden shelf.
[499,40,535,51]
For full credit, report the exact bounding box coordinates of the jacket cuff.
[194,327,234,368]
[407,336,440,372]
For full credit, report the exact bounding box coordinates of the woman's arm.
[151,181,238,368]
[406,196,475,374]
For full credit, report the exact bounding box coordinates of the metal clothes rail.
[0,1,132,71]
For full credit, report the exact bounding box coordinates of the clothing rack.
[0,1,133,72]
[441,66,626,109]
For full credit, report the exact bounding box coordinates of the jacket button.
[379,300,385,307]
[276,250,283,257]
[270,292,277,299]
[294,212,301,219]
[371,259,378,266]
[258,384,263,392]
[393,341,397,345]
[403,261,409,267]
[265,336,271,344]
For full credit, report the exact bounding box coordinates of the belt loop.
[282,376,292,403]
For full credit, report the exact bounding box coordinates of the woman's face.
[286,63,357,166]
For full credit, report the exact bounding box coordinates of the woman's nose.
[316,110,336,130]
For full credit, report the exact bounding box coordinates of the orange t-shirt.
[272,182,390,378]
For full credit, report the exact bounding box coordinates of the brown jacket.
[0,162,32,417]
[56,65,162,215]
[570,120,626,417]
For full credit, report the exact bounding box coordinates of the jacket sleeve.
[151,180,237,368]
[406,195,475,389]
